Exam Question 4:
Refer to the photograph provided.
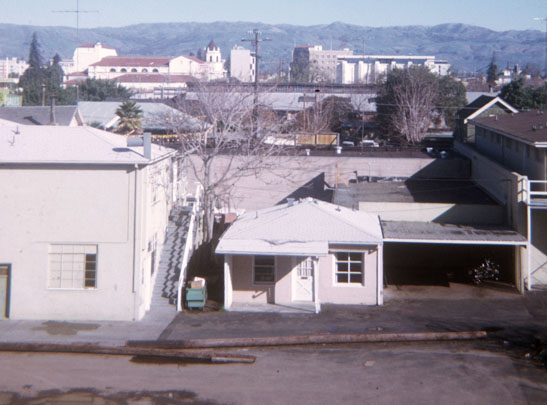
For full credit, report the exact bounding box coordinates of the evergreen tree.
[436,75,467,128]
[77,78,132,101]
[196,48,204,61]
[486,52,498,87]
[28,32,43,69]
[19,33,47,105]
[500,79,547,110]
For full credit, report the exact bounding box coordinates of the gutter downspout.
[132,164,140,320]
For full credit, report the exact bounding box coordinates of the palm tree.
[115,101,143,135]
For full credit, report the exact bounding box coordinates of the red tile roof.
[90,56,172,67]
[113,73,196,83]
[184,55,205,64]
[471,110,547,145]
[78,42,116,50]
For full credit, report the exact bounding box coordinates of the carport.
[381,221,528,290]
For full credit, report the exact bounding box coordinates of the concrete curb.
[128,330,489,349]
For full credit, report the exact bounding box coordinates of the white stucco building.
[230,46,255,83]
[216,198,384,312]
[88,55,207,81]
[337,55,451,84]
[204,40,226,81]
[0,123,180,321]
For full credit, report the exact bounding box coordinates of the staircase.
[148,205,193,314]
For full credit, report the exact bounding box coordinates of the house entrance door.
[0,265,10,319]
[293,257,314,302]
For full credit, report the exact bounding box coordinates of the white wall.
[230,48,254,82]
[0,158,174,321]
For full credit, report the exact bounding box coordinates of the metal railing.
[176,183,203,311]
[525,180,547,205]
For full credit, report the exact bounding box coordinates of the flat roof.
[333,179,497,206]
[382,221,527,245]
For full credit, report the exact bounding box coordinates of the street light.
[533,17,547,78]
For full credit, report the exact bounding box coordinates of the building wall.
[73,44,117,73]
[336,56,450,84]
[0,158,174,321]
[475,126,546,181]
[230,47,255,83]
[227,246,379,307]
[318,245,379,305]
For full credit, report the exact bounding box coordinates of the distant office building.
[337,55,451,84]
[230,45,255,83]
[0,57,28,80]
[290,45,353,83]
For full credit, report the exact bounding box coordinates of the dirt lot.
[0,340,546,405]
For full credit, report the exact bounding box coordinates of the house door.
[0,265,10,319]
[293,257,314,302]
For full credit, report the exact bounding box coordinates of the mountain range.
[0,21,544,75]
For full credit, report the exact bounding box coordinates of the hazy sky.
[0,0,545,32]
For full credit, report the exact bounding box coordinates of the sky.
[0,0,545,32]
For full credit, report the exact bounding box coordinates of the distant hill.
[0,21,543,74]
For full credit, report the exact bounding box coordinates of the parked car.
[342,140,355,147]
[360,139,379,148]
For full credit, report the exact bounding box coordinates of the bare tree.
[166,82,288,240]
[377,66,438,144]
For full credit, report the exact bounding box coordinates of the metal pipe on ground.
[128,331,488,349]
[0,343,255,364]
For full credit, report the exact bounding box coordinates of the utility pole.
[242,29,272,93]
[533,18,547,78]
[242,29,271,137]
[52,0,98,71]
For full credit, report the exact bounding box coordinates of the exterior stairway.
[147,205,193,315]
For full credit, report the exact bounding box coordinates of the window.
[121,68,127,73]
[334,252,363,284]
[253,256,275,284]
[48,245,97,289]
[109,68,116,72]
[131,68,137,72]
[152,68,159,73]
[142,68,148,73]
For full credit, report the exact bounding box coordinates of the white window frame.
[48,244,98,290]
[253,255,275,285]
[333,251,364,286]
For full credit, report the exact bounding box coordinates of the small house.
[215,198,384,312]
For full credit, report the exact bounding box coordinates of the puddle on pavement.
[0,388,223,404]
[32,321,99,336]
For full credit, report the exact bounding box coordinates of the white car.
[360,140,379,148]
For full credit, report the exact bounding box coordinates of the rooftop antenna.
[52,0,99,71]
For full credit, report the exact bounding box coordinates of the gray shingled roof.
[0,106,82,126]
[470,110,547,146]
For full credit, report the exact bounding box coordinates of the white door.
[293,257,314,302]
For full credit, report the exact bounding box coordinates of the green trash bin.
[185,285,207,309]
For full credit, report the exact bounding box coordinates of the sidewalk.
[0,285,545,347]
